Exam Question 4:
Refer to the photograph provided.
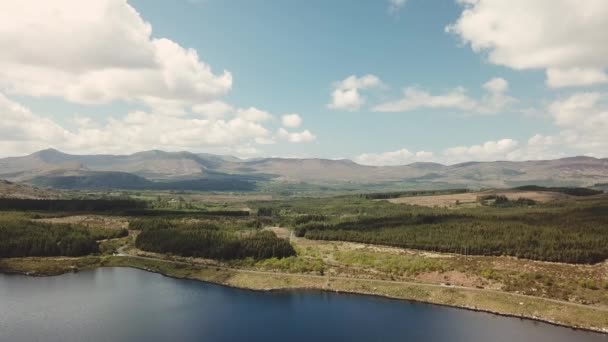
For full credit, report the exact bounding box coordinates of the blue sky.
[129,0,546,154]
[1,0,607,164]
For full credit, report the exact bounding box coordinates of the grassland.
[2,254,607,333]
[1,190,607,333]
[386,189,569,207]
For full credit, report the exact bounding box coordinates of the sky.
[1,0,607,165]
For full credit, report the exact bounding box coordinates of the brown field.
[174,193,273,203]
[35,215,129,229]
[263,226,292,240]
[0,180,60,199]
[387,190,568,207]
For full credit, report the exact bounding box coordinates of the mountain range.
[1,149,607,191]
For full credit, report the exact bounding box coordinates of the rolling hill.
[1,149,607,190]
[0,179,60,199]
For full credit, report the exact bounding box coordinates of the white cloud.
[443,138,519,163]
[277,128,316,143]
[281,113,303,128]
[0,0,232,105]
[355,148,435,166]
[0,93,72,155]
[546,68,608,88]
[233,145,260,157]
[0,92,323,156]
[373,77,514,114]
[66,111,274,154]
[480,77,516,113]
[447,0,608,88]
[436,92,608,163]
[192,101,234,120]
[237,107,273,122]
[547,92,608,152]
[374,87,475,112]
[328,74,382,111]
[483,77,507,93]
[357,91,608,165]
[0,91,324,156]
[355,138,521,166]
[0,1,321,157]
[511,134,564,161]
[388,0,407,14]
[357,139,519,165]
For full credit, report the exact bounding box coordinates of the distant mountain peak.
[131,150,167,157]
[1,149,607,188]
[31,148,71,163]
[32,147,65,156]
[406,162,446,168]
[559,156,599,161]
[451,161,481,168]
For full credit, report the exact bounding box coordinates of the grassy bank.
[2,255,607,334]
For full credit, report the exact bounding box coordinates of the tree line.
[133,218,295,260]
[513,185,602,196]
[0,199,145,212]
[122,209,249,217]
[293,206,608,264]
[363,189,469,200]
[0,213,128,257]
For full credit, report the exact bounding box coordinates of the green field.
[0,189,607,332]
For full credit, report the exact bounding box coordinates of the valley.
[2,149,608,193]
[1,187,607,333]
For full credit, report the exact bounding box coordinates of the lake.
[0,267,606,342]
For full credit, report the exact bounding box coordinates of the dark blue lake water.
[0,267,606,342]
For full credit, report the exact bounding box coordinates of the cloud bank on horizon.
[0,0,606,165]
[0,0,315,158]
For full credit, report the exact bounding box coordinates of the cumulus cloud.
[388,0,407,14]
[355,138,520,166]
[480,78,516,113]
[374,87,475,112]
[447,0,608,88]
[0,91,323,156]
[355,149,434,166]
[443,139,519,163]
[0,0,232,105]
[0,96,270,153]
[0,1,319,157]
[277,128,316,143]
[547,92,608,153]
[0,93,72,155]
[546,68,608,88]
[357,90,608,166]
[328,74,382,111]
[91,112,270,151]
[281,113,303,128]
[373,77,515,114]
[236,107,272,122]
[191,101,234,120]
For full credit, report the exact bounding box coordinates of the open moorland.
[386,190,568,207]
[0,187,607,332]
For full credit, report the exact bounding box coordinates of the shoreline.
[1,256,607,335]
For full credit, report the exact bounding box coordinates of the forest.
[255,195,608,264]
[1,188,606,264]
[0,199,145,212]
[513,186,603,196]
[122,209,249,217]
[133,218,295,260]
[31,172,259,191]
[0,213,127,257]
[363,188,469,200]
